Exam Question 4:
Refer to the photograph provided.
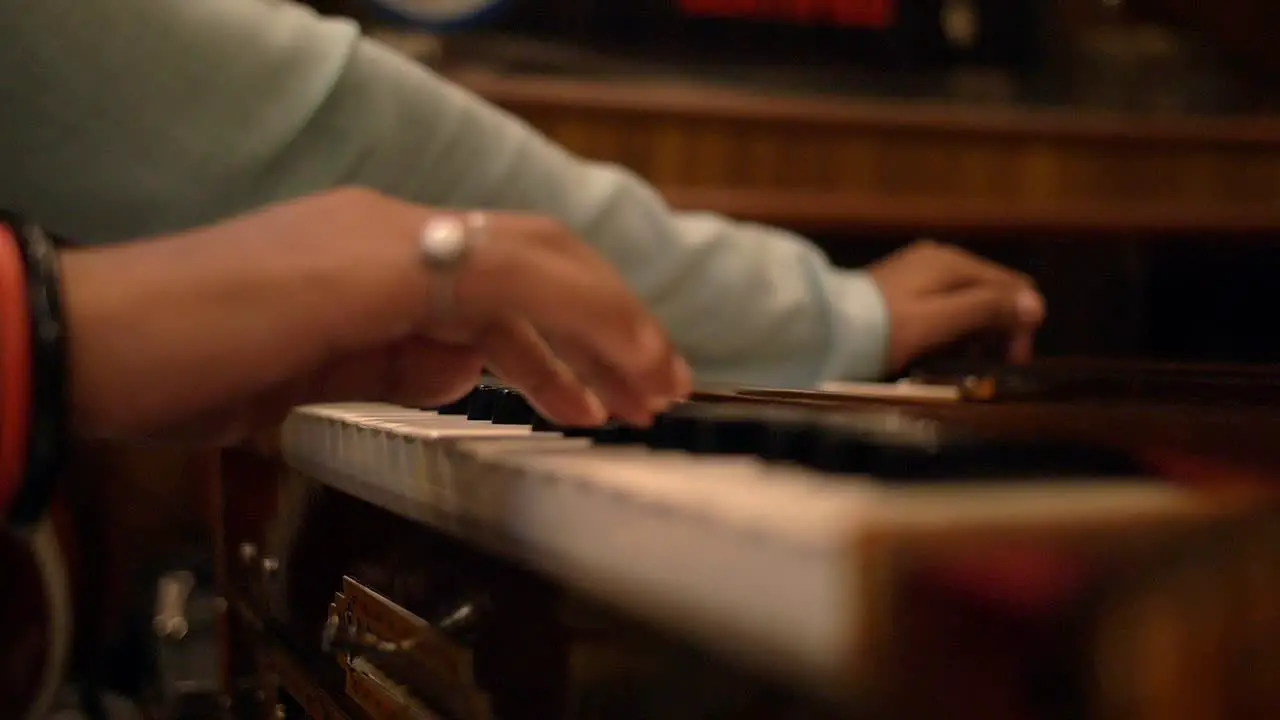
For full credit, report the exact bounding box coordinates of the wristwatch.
[419,213,487,318]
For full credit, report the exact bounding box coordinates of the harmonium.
[217,360,1280,720]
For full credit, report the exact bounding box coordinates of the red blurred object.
[920,450,1280,619]
[921,549,1091,619]
[677,0,897,29]
[1141,448,1280,494]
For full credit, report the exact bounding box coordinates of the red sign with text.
[678,0,897,29]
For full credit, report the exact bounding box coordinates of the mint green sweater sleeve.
[0,0,889,387]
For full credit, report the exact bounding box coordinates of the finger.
[551,330,693,416]
[910,242,1036,294]
[477,319,610,427]
[549,340,666,426]
[459,236,688,404]
[1007,330,1036,365]
[906,286,1025,359]
[533,266,688,403]
[1005,288,1045,364]
[385,340,486,408]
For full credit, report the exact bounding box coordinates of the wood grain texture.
[445,69,1280,235]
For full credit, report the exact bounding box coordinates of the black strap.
[4,216,68,527]
[0,215,98,717]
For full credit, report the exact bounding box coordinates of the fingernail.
[673,357,694,397]
[1016,290,1045,325]
[583,391,609,425]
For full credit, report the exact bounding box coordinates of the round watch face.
[419,216,470,268]
[364,0,510,29]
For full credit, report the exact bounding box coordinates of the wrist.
[826,270,891,382]
[60,219,348,438]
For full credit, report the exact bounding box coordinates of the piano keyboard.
[279,386,1249,698]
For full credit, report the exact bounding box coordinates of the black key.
[560,426,601,438]
[647,403,822,458]
[647,407,702,451]
[530,413,558,432]
[465,386,505,421]
[528,414,621,439]
[434,387,478,416]
[751,409,823,463]
[492,392,536,425]
[804,422,874,474]
[801,411,1139,480]
[594,423,651,445]
[645,404,762,454]
[700,414,768,454]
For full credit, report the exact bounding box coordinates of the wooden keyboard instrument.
[217,362,1280,720]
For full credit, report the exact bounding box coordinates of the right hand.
[867,240,1045,373]
[61,188,691,441]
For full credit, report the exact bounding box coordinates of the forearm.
[268,37,892,385]
[257,37,890,384]
[60,223,336,437]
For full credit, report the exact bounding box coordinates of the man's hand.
[867,240,1045,374]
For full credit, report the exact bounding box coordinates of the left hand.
[867,240,1045,374]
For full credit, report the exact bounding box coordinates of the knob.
[433,596,491,645]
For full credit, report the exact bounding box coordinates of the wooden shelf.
[448,68,1280,146]
[661,188,1280,238]
[443,67,1280,224]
